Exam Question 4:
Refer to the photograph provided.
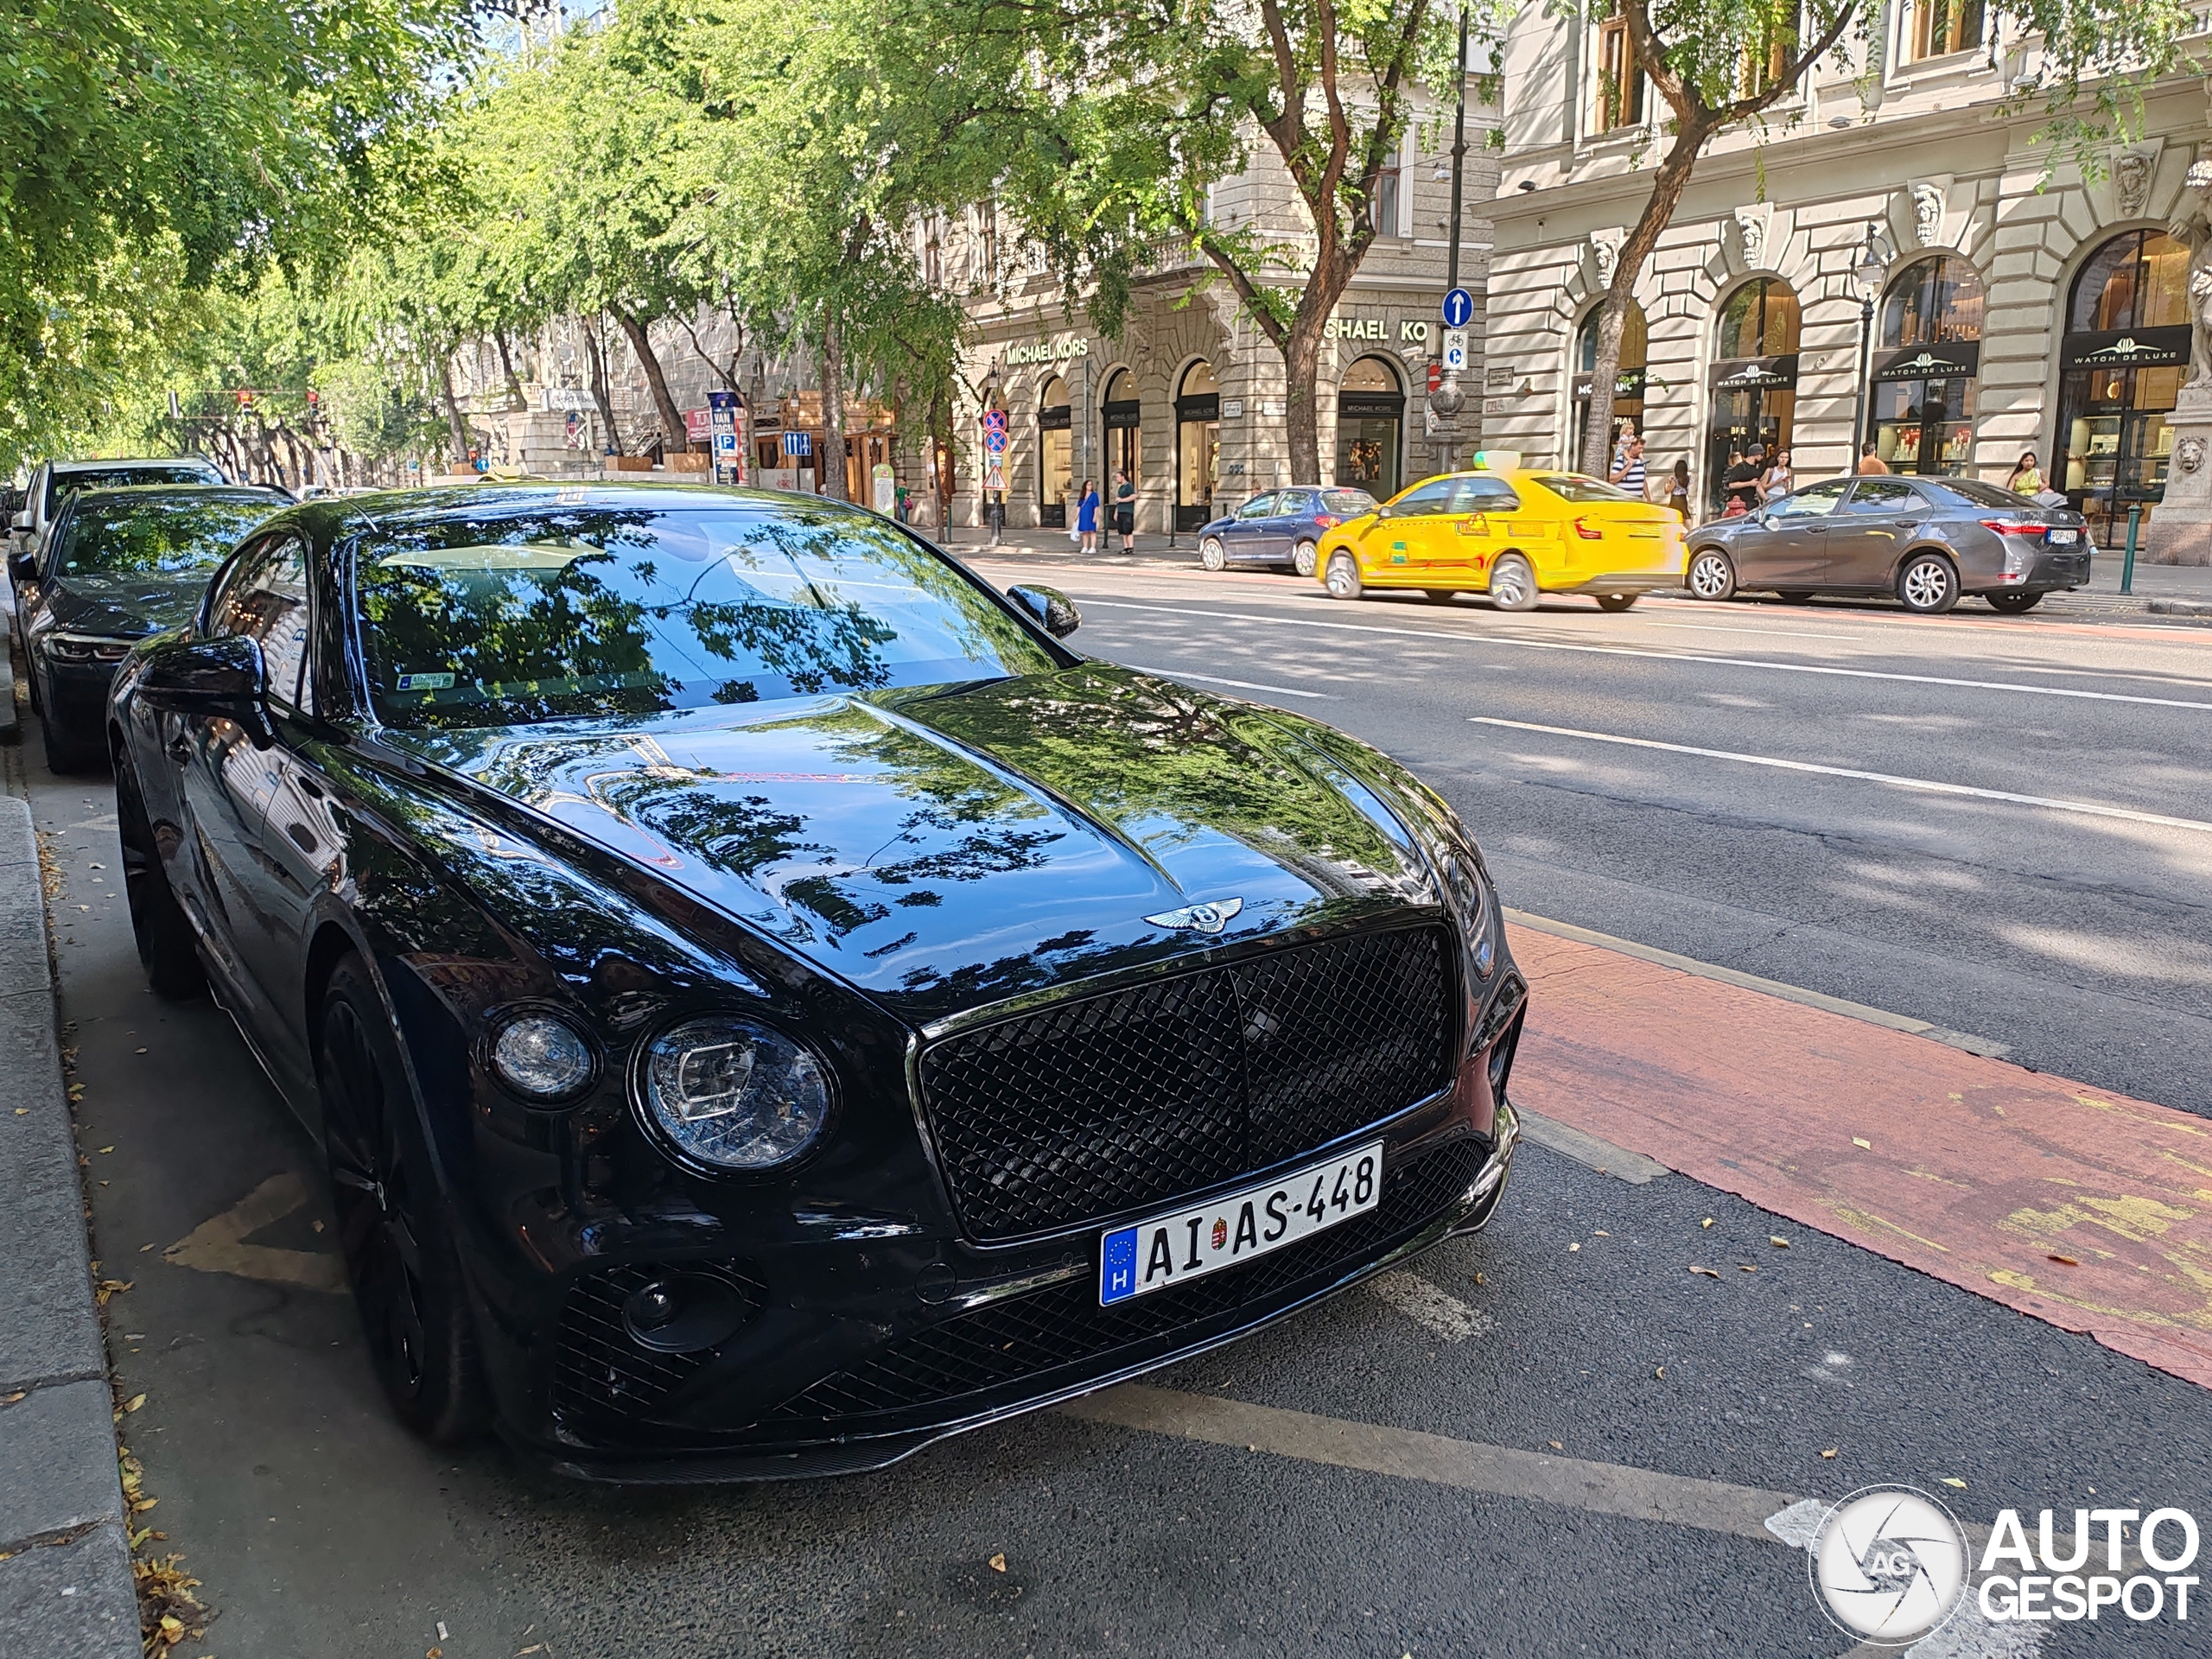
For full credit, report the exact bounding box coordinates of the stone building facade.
[1483,7,2212,561]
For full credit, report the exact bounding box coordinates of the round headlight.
[640,1017,830,1170]
[489,1013,597,1102]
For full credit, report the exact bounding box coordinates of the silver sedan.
[1683,475,2092,615]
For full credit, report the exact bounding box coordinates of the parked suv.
[1197,486,1378,576]
[1684,475,2091,614]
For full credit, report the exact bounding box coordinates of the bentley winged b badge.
[1142,896,1244,934]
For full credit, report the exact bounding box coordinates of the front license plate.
[1099,1141,1384,1306]
[2047,528,2079,543]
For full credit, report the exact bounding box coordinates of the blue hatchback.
[1197,486,1378,577]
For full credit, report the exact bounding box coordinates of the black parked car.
[1197,486,1379,576]
[107,485,1524,1480]
[10,485,289,769]
[1683,475,2092,614]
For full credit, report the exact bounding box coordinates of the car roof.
[50,456,223,474]
[305,480,890,535]
[62,484,284,505]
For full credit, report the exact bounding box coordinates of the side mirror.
[10,510,31,533]
[137,634,276,748]
[1006,583,1080,639]
[7,550,34,585]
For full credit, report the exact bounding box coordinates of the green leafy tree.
[1573,0,2200,478]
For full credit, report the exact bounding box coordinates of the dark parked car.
[106,484,1524,1481]
[1683,475,2092,614]
[10,485,289,770]
[10,455,229,562]
[1198,486,1379,576]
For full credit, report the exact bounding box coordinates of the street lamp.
[1849,226,1887,468]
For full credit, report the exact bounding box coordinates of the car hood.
[388,665,1440,1027]
[42,571,212,638]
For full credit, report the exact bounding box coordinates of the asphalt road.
[11,564,2212,1659]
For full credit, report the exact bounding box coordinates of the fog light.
[488,1012,596,1102]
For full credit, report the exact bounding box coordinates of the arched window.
[1869,257,1984,475]
[1573,302,1648,461]
[1103,367,1141,504]
[1174,361,1219,531]
[1336,356,1404,498]
[1706,278,1802,512]
[1038,374,1072,527]
[2057,229,2193,544]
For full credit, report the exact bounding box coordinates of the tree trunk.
[437,355,472,469]
[494,330,528,411]
[582,321,622,456]
[614,308,687,453]
[818,308,849,501]
[1575,126,1712,480]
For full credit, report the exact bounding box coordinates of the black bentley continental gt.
[106,485,1524,1481]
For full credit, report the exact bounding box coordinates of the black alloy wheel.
[318,955,489,1444]
[1896,552,1961,615]
[1594,593,1638,613]
[116,757,206,1001]
[1986,590,2044,614]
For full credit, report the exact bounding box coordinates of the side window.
[209,533,312,714]
[1390,480,1460,516]
[1278,491,1316,516]
[1451,478,1522,514]
[1846,480,1923,515]
[1236,493,1279,520]
[1768,480,1853,520]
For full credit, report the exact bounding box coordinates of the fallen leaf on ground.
[3,1391,23,1404]
[1739,1265,1758,1273]
[124,1393,146,1413]
[1940,1477,1967,1488]
[1700,1217,1713,1229]
[1548,1440,1563,1450]
[98,1145,114,1154]
[1770,1236,1789,1248]
[1688,1266,1721,1279]
[1567,1242,1580,1252]
[1654,1366,1665,1379]
[1852,1137,1872,1149]
[95,1279,131,1306]
[988,1553,1007,1573]
[2047,1254,2079,1266]
[1593,1230,1609,1236]
[1821,1449,1838,1459]
[11,1108,25,1116]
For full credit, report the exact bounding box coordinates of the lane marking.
[1503,912,2010,1059]
[162,1172,346,1294]
[1058,1385,1798,1541]
[1643,621,1863,641]
[1124,664,1338,700]
[1081,598,2212,709]
[1470,716,2212,837]
[1368,1270,1494,1340]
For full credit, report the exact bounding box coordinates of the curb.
[0,792,138,1659]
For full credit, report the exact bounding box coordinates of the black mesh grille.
[920,925,1454,1241]
[551,1261,767,1422]
[770,1137,1487,1423]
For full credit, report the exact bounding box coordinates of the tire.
[1324,550,1363,600]
[1292,539,1319,579]
[116,757,206,1001]
[1686,547,1737,602]
[1198,537,1227,572]
[1593,593,1638,613]
[1896,552,1960,615]
[1422,588,1457,603]
[1488,553,1538,612]
[1986,590,2043,614]
[40,699,104,774]
[319,956,490,1445]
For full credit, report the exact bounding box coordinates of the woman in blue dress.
[1076,478,1100,554]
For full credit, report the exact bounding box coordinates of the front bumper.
[497,1093,1522,1485]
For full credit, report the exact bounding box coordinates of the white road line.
[1469,716,2212,836]
[1643,622,1861,640]
[1080,599,2212,710]
[1369,1270,1495,1340]
[1124,665,1337,699]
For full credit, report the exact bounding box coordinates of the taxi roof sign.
[1471,450,1522,472]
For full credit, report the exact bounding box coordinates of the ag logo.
[1809,1485,1970,1644]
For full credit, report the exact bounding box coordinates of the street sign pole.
[1427,5,1472,476]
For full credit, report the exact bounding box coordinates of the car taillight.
[1979,518,2046,536]
[1572,517,1604,541]
[1314,514,1340,529]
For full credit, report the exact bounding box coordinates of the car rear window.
[1531,474,1635,503]
[353,499,1061,731]
[1322,490,1376,516]
[46,464,222,514]
[1923,478,2033,510]
[54,493,284,577]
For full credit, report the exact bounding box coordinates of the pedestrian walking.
[1662,458,1691,522]
[1760,448,1794,501]
[2006,452,2044,496]
[1724,444,1764,513]
[1112,470,1136,554]
[1857,442,1891,475]
[1610,435,1647,495]
[1077,478,1100,554]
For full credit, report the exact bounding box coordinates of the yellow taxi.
[1314,452,1686,612]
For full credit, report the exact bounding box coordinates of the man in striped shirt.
[1609,435,1647,495]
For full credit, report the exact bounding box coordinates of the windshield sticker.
[394,672,455,691]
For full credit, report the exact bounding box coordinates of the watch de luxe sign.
[2061,326,2192,370]
[1872,340,1981,383]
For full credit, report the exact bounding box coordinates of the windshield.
[45,464,220,515]
[353,499,1062,731]
[1322,489,1377,516]
[1532,474,1636,503]
[54,493,283,577]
